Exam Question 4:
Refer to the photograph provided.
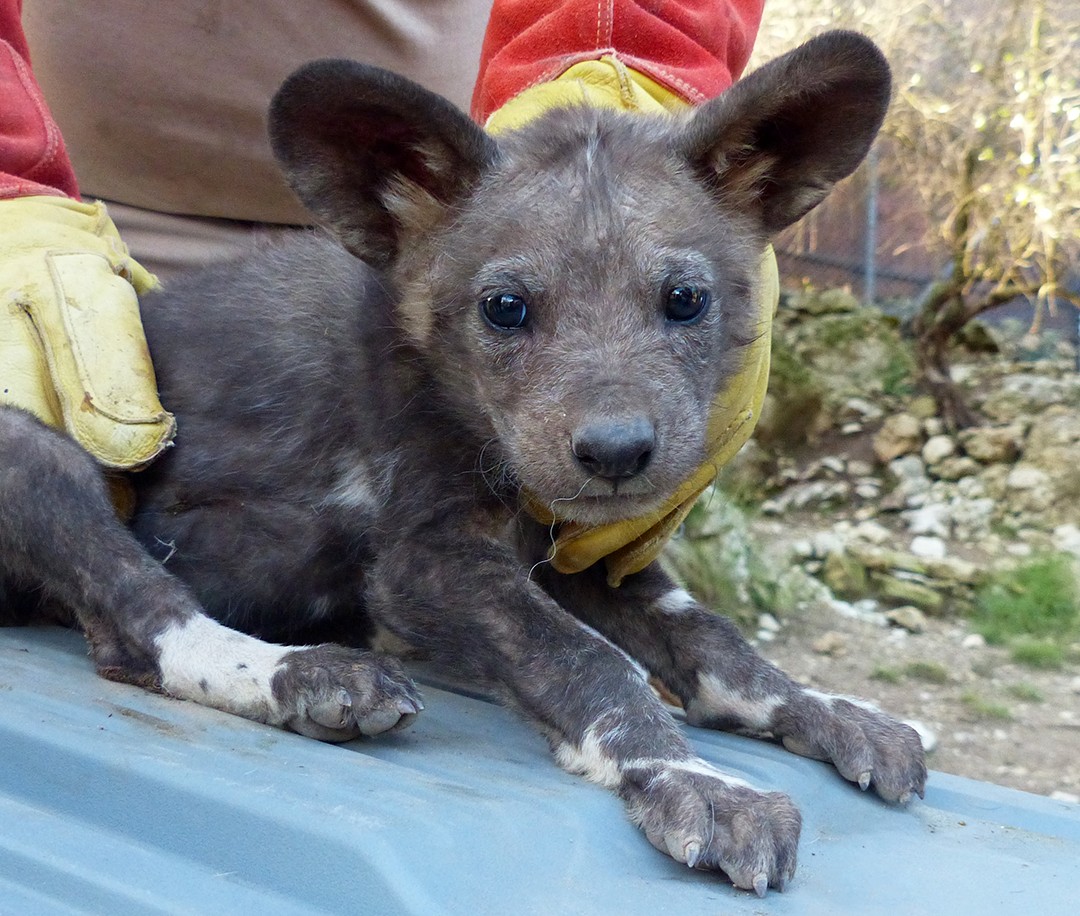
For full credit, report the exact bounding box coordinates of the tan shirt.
[23,0,494,225]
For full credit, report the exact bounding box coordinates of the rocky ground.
[756,548,1080,800]
[670,287,1080,803]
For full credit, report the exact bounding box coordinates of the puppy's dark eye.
[480,293,528,330]
[665,286,711,324]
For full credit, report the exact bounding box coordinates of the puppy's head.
[270,32,890,526]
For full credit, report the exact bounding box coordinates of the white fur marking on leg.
[622,756,758,791]
[154,614,288,724]
[691,672,783,729]
[805,687,882,714]
[555,721,760,793]
[555,723,624,788]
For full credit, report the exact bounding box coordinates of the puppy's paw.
[272,645,423,741]
[779,692,927,803]
[620,759,801,896]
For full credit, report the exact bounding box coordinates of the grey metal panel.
[1,625,1077,916]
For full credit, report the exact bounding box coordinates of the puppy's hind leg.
[0,408,420,740]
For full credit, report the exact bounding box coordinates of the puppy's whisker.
[547,479,592,518]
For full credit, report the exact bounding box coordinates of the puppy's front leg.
[538,560,927,805]
[368,526,800,894]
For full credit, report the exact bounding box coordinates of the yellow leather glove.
[490,58,779,586]
[1,196,175,468]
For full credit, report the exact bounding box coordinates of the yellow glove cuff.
[0,196,175,468]
[484,56,687,135]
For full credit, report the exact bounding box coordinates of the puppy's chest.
[319,399,515,537]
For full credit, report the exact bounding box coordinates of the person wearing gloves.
[3,0,770,551]
[2,0,496,470]
[1,0,173,472]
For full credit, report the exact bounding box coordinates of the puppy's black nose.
[572,417,655,480]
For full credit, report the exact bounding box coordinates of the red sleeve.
[470,0,766,122]
[0,0,80,199]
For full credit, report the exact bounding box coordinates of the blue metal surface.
[2,625,1078,916]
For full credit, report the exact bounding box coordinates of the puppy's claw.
[898,790,911,805]
[858,771,871,792]
[684,841,701,868]
[396,697,421,715]
[753,873,769,898]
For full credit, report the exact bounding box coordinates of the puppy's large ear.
[679,31,891,235]
[270,60,499,268]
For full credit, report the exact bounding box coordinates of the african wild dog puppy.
[0,31,925,895]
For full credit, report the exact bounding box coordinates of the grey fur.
[0,31,923,894]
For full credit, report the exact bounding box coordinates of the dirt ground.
[758,594,1080,800]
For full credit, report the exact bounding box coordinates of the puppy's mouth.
[540,477,669,527]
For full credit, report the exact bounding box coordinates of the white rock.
[1070,676,1080,695]
[903,503,952,538]
[841,422,863,435]
[828,598,888,627]
[855,482,882,499]
[828,599,858,619]
[890,454,929,483]
[758,613,782,633]
[847,459,874,477]
[1006,465,1051,490]
[961,633,987,649]
[820,455,846,474]
[910,535,948,559]
[854,520,892,544]
[950,497,996,529]
[956,476,987,498]
[756,629,777,643]
[811,531,847,558]
[922,434,957,465]
[844,397,884,420]
[1053,524,1080,557]
[1049,791,1080,805]
[923,417,945,437]
[1006,542,1034,557]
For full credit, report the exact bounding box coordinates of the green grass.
[959,690,1014,721]
[881,349,917,398]
[870,666,903,684]
[973,554,1080,646]
[1010,638,1065,670]
[904,660,952,684]
[1006,682,1044,702]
